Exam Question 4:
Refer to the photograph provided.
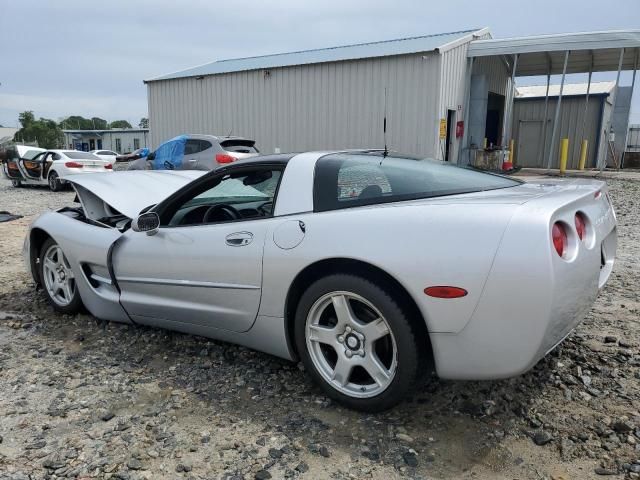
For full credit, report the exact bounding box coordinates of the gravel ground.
[0,174,639,480]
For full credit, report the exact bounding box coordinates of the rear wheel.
[39,238,82,314]
[48,171,61,192]
[294,274,420,412]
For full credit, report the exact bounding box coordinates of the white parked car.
[6,149,113,191]
[89,149,118,163]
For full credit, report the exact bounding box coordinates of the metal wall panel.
[628,125,640,152]
[511,95,605,169]
[437,43,467,161]
[438,42,509,162]
[474,56,509,96]
[148,52,441,157]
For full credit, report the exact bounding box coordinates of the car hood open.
[65,170,206,220]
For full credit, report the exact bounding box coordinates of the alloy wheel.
[42,244,76,307]
[305,291,398,398]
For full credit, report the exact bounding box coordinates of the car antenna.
[381,87,388,165]
[227,126,233,137]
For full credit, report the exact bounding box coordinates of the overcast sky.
[1,0,639,130]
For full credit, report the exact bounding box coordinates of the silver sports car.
[24,150,617,411]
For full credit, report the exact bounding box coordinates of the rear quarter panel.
[260,201,517,333]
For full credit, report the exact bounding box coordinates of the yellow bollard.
[509,139,515,164]
[578,139,588,170]
[559,138,569,175]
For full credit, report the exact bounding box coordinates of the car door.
[112,165,283,333]
[182,139,206,169]
[18,151,48,181]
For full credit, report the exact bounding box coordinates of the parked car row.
[1,145,113,191]
[1,134,259,191]
[126,134,259,171]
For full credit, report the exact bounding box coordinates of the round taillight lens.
[552,222,567,257]
[575,212,586,241]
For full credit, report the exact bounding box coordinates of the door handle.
[188,159,197,163]
[226,232,253,247]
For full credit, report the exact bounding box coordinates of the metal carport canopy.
[467,30,640,75]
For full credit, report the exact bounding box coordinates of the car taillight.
[216,153,236,164]
[552,222,567,257]
[575,212,586,241]
[104,163,113,169]
[65,162,83,168]
[594,190,601,199]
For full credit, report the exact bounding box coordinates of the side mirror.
[131,212,160,236]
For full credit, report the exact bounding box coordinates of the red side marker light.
[424,286,468,298]
[594,190,601,199]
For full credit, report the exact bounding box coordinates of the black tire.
[39,238,83,314]
[48,171,61,192]
[11,179,22,188]
[294,274,420,412]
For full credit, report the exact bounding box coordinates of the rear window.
[64,151,101,160]
[220,139,259,154]
[314,153,520,212]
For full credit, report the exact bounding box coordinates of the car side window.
[184,139,204,155]
[160,168,282,227]
[52,153,62,160]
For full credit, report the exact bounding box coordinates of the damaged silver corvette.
[24,151,617,411]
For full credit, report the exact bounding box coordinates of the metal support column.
[537,55,552,166]
[621,49,638,168]
[459,56,475,165]
[578,52,593,170]
[501,54,519,148]
[546,50,570,170]
[601,48,625,171]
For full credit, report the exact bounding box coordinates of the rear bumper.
[431,192,617,380]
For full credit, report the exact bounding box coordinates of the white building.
[62,129,150,154]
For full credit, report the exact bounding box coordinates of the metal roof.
[516,81,615,98]
[468,30,640,76]
[62,129,149,134]
[146,28,488,82]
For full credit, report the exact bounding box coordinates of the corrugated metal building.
[511,82,615,169]
[145,28,509,160]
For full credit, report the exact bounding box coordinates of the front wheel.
[11,179,21,187]
[48,171,61,191]
[39,238,82,314]
[294,274,420,412]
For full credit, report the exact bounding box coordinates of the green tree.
[59,116,108,130]
[14,111,63,149]
[138,117,149,129]
[109,120,133,129]
[60,115,92,130]
[91,117,108,129]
